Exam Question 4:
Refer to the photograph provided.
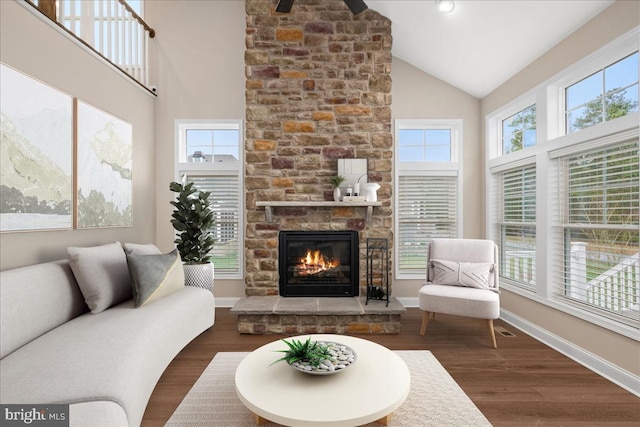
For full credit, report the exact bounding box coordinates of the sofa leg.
[487,319,497,349]
[420,311,430,336]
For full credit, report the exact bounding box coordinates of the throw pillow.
[122,242,162,255]
[431,259,494,291]
[67,242,132,313]
[126,249,185,308]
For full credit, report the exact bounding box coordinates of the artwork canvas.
[77,100,132,228]
[0,63,73,232]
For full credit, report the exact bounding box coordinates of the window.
[395,120,462,278]
[486,28,639,337]
[493,164,537,289]
[566,52,639,133]
[551,140,639,322]
[176,120,244,278]
[502,105,537,154]
[398,128,452,162]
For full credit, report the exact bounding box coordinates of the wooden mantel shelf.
[256,201,382,226]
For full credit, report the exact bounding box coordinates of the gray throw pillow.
[67,242,132,313]
[431,259,495,291]
[123,242,162,255]
[126,249,185,308]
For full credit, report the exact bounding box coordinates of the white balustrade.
[46,0,153,89]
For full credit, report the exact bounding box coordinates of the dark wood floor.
[142,308,640,426]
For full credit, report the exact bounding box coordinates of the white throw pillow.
[431,259,494,291]
[67,242,132,313]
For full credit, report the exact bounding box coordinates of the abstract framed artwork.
[76,100,132,228]
[0,63,74,232]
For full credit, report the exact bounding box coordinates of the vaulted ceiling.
[368,0,613,98]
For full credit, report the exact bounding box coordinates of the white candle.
[354,182,360,196]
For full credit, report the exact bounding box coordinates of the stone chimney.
[244,0,393,296]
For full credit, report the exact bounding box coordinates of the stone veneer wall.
[244,0,393,297]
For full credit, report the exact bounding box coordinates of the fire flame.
[296,249,339,276]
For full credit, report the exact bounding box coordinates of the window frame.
[485,26,640,340]
[394,119,463,280]
[492,161,538,291]
[174,119,244,280]
[564,52,639,135]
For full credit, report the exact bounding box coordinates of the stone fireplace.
[244,0,393,296]
[234,0,403,333]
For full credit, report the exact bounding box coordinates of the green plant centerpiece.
[169,181,215,264]
[272,337,357,375]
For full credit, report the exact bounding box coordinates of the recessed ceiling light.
[437,0,455,13]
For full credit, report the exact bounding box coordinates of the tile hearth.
[230,296,406,334]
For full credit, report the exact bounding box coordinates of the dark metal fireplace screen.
[279,231,359,297]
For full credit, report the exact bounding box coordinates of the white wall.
[145,1,246,299]
[0,1,156,270]
[391,57,482,298]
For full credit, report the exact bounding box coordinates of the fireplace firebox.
[279,231,359,297]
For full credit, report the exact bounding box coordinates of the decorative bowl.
[287,341,357,376]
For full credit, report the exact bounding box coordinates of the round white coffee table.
[235,334,410,427]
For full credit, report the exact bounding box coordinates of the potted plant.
[271,337,357,374]
[169,181,215,293]
[329,175,346,201]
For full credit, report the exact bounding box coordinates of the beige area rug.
[165,351,492,427]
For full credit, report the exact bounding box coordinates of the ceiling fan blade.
[344,0,368,15]
[275,0,295,13]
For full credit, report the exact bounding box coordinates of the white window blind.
[494,164,537,290]
[551,139,639,323]
[397,175,458,273]
[186,174,241,275]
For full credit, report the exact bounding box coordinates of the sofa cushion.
[431,259,495,291]
[0,261,87,359]
[67,242,131,313]
[69,401,128,427]
[127,250,184,307]
[122,242,162,255]
[0,286,214,427]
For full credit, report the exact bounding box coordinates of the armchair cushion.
[431,259,496,292]
[419,284,500,319]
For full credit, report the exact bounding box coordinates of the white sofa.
[0,250,214,426]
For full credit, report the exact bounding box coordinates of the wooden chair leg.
[486,319,497,349]
[420,311,430,336]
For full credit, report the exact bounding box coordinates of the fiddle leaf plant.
[169,181,215,264]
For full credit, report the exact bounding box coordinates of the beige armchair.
[418,238,500,348]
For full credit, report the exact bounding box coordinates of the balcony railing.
[28,0,155,91]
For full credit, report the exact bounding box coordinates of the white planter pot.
[183,262,214,294]
[333,187,341,201]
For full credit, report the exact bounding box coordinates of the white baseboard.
[215,297,241,308]
[396,297,418,307]
[500,309,640,397]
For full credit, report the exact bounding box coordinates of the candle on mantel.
[354,182,360,196]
